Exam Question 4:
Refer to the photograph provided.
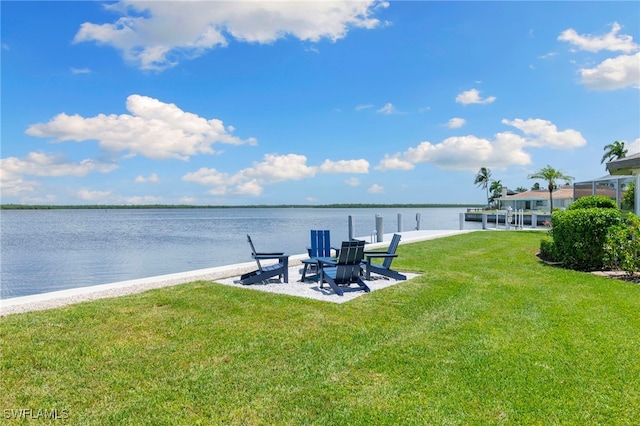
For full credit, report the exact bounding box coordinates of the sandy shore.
[1,230,473,316]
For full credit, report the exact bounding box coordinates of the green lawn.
[1,231,639,425]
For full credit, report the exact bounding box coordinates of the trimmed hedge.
[603,213,640,275]
[567,195,617,210]
[549,208,622,271]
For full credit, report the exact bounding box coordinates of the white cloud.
[578,52,640,91]
[179,196,198,204]
[558,22,638,53]
[0,151,118,182]
[501,118,587,148]
[626,138,640,155]
[0,151,117,198]
[377,103,397,115]
[26,94,256,161]
[355,104,374,111]
[241,153,316,184]
[122,195,162,204]
[367,184,384,194]
[135,173,159,183]
[233,180,263,196]
[345,177,360,187]
[376,118,584,172]
[537,52,557,60]
[446,117,466,129]
[71,67,91,74]
[73,1,389,71]
[318,159,369,174]
[0,178,41,198]
[76,188,113,201]
[183,153,369,196]
[558,23,640,91]
[376,154,414,171]
[455,89,496,105]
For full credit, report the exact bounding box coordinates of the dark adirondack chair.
[363,233,406,281]
[301,230,339,282]
[239,235,289,285]
[319,240,369,296]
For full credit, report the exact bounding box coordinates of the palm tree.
[528,165,574,213]
[489,180,503,208]
[601,140,627,165]
[474,167,492,208]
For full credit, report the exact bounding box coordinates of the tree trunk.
[548,183,554,214]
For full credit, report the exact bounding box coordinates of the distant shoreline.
[0,203,483,210]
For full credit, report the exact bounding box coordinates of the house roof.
[499,186,573,201]
[606,153,640,175]
[574,174,634,184]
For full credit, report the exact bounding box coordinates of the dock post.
[375,214,384,242]
[415,212,421,230]
[531,213,537,229]
[459,212,464,230]
[397,213,403,233]
[482,213,487,230]
[348,215,354,240]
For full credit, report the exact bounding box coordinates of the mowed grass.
[1,231,639,425]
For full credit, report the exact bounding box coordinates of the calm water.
[0,207,480,299]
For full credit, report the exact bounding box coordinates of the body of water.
[0,207,481,299]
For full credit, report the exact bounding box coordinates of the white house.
[499,186,573,212]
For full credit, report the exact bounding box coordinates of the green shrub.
[603,213,640,275]
[622,181,635,210]
[538,236,559,262]
[550,208,622,271]
[568,195,617,210]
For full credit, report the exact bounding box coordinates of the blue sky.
[1,1,639,205]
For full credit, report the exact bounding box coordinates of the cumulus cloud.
[559,23,640,91]
[502,118,586,148]
[0,151,118,181]
[0,178,41,198]
[579,52,640,90]
[122,195,162,204]
[558,22,638,53]
[377,154,415,171]
[0,151,118,197]
[318,159,369,174]
[376,118,584,172]
[625,138,640,155]
[446,117,466,129]
[345,177,360,187]
[455,89,496,105]
[135,173,159,183]
[183,153,369,196]
[76,188,113,201]
[367,184,384,194]
[73,1,389,71]
[26,94,256,161]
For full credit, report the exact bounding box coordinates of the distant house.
[499,186,573,212]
